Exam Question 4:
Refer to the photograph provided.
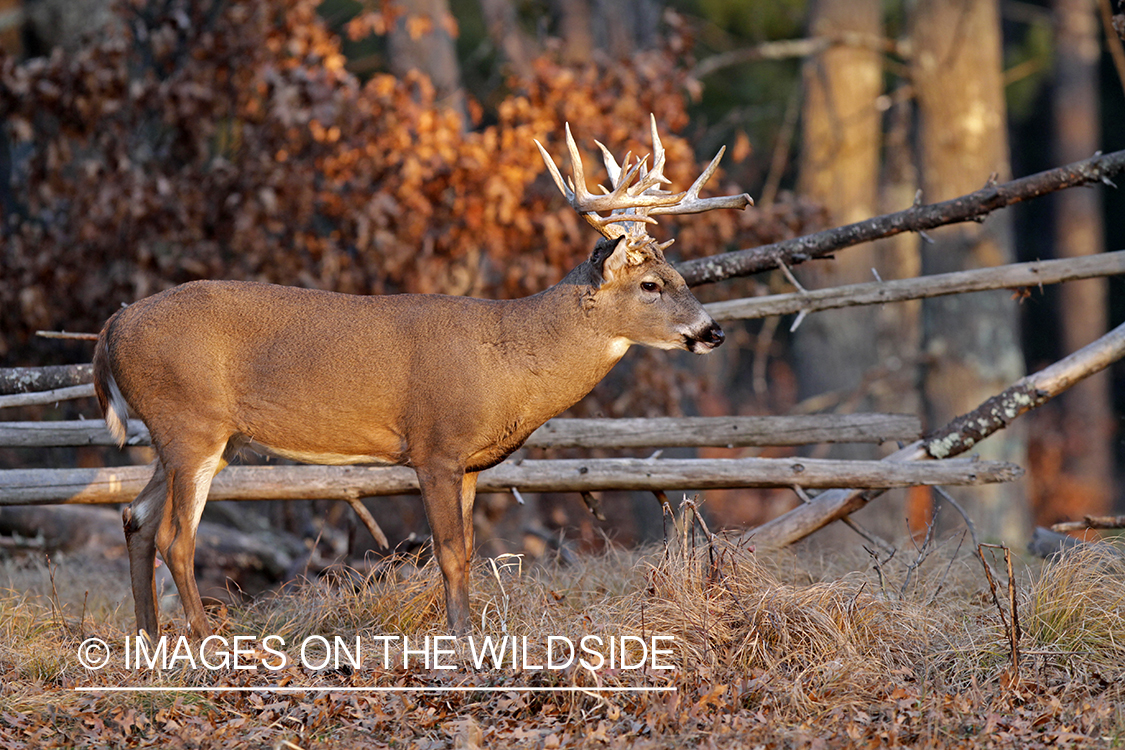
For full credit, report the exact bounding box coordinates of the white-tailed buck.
[94,116,752,637]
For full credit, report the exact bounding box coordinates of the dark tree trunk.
[1051,0,1113,515]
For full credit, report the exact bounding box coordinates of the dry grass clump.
[1023,541,1125,685]
[618,526,948,716]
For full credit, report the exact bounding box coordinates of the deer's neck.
[496,280,628,422]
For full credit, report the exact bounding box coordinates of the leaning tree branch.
[741,319,1125,549]
[690,32,906,79]
[679,149,1125,286]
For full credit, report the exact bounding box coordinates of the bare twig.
[679,149,1125,286]
[978,544,1022,679]
[343,496,389,549]
[899,514,937,598]
[932,485,980,548]
[1099,0,1125,98]
[977,544,1010,636]
[759,84,802,208]
[926,530,968,607]
[864,545,895,599]
[579,491,607,521]
[35,330,99,341]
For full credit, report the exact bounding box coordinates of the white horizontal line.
[74,686,676,693]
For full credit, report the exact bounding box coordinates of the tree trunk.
[387,0,467,120]
[1051,0,1113,514]
[910,0,1030,542]
[549,0,659,61]
[793,0,883,394]
[550,0,594,62]
[479,0,536,69]
[792,0,892,539]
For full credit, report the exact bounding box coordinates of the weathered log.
[742,319,1125,549]
[0,505,304,583]
[0,384,95,409]
[0,364,93,395]
[0,419,151,447]
[0,456,1021,506]
[0,414,921,449]
[705,250,1125,321]
[1050,514,1125,532]
[1027,527,1087,559]
[1026,526,1125,563]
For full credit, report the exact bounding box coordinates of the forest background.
[2,0,1124,564]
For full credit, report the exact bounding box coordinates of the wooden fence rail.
[0,414,921,449]
[0,456,1022,506]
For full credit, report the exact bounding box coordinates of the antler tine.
[644,113,672,189]
[648,145,755,217]
[562,122,593,203]
[534,139,573,200]
[596,141,623,188]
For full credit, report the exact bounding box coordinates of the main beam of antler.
[678,148,1125,286]
[535,116,753,241]
[534,126,684,214]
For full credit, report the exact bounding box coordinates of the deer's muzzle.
[687,321,725,353]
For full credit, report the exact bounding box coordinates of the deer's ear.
[591,236,629,285]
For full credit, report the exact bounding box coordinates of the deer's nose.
[701,322,724,347]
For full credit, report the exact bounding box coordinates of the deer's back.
[102,280,515,465]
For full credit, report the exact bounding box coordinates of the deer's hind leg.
[155,434,236,638]
[123,461,169,639]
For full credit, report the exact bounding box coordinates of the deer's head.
[537,116,752,355]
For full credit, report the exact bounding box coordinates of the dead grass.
[2,520,1125,747]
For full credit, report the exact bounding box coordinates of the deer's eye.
[641,281,660,293]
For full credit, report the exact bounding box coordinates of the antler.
[534,114,754,253]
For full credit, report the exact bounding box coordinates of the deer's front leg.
[416,461,472,635]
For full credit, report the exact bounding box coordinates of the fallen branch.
[690,32,905,79]
[742,319,1125,549]
[0,455,1022,506]
[678,149,1125,286]
[1050,515,1125,532]
[0,384,96,409]
[705,250,1125,321]
[0,364,93,395]
[0,414,921,449]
